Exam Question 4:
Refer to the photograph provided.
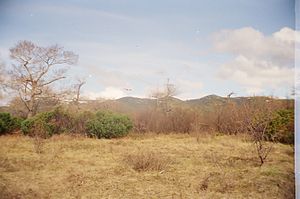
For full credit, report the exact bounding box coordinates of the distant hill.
[116,97,156,112]
[115,96,186,112]
[1,94,293,116]
[185,95,226,111]
[113,95,293,113]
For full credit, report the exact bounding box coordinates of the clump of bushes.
[20,109,133,139]
[86,111,133,139]
[0,112,23,135]
[133,107,196,134]
[212,99,295,145]
[70,111,94,136]
[266,109,294,144]
[21,108,73,138]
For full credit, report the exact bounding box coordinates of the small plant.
[86,111,133,139]
[252,131,274,167]
[199,175,210,191]
[124,150,171,172]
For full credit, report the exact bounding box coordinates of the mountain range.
[96,94,292,113]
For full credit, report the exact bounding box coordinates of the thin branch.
[41,76,66,87]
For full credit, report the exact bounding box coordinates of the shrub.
[266,109,294,144]
[0,120,6,134]
[133,107,196,134]
[21,108,72,138]
[124,150,171,172]
[11,117,24,130]
[70,111,94,136]
[0,112,23,135]
[169,107,196,133]
[86,111,133,139]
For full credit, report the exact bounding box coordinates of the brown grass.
[0,133,294,198]
[124,150,171,172]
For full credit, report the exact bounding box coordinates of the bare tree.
[227,92,235,98]
[250,120,273,166]
[165,78,177,98]
[8,40,78,117]
[150,78,178,113]
[73,77,86,104]
[150,88,165,108]
[241,99,276,166]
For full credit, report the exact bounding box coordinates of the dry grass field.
[0,133,294,199]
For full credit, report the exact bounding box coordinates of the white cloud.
[273,27,300,44]
[83,87,126,100]
[213,27,296,66]
[213,27,297,94]
[176,79,203,97]
[176,79,203,90]
[218,55,294,94]
[171,79,203,99]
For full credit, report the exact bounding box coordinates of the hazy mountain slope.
[0,95,293,116]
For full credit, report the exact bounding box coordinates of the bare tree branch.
[41,76,66,87]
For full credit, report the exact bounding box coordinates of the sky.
[0,0,297,100]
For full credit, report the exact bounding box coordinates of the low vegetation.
[21,108,73,138]
[0,134,294,198]
[86,111,133,139]
[0,112,23,135]
[20,109,133,139]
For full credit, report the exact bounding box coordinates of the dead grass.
[0,133,294,199]
[124,150,171,172]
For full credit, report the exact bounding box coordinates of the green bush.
[266,109,294,144]
[0,119,6,134]
[21,108,72,138]
[0,112,22,135]
[86,111,133,139]
[0,113,12,134]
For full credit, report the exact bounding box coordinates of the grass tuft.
[124,150,171,172]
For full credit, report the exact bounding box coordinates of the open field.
[0,133,294,199]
